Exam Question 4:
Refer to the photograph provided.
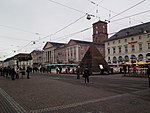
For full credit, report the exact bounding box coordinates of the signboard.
[128,41,137,44]
[99,65,104,69]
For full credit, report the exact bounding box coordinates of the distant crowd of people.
[1,64,150,86]
[0,66,32,80]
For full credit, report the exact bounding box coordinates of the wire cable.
[54,27,92,41]
[39,14,86,41]
[0,24,37,35]
[48,0,85,14]
[109,0,146,20]
[111,9,150,22]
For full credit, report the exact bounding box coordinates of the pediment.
[67,40,77,46]
[43,42,53,50]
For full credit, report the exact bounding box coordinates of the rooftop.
[106,21,150,42]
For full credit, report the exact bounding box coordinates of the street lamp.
[86,13,95,20]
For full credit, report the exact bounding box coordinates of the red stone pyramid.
[80,44,110,74]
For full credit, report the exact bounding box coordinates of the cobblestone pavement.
[0,73,150,113]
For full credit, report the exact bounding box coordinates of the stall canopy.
[133,61,150,65]
[47,64,78,67]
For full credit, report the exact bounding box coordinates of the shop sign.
[128,41,137,44]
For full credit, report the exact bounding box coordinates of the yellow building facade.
[105,22,150,64]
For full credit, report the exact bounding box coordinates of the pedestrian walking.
[123,65,127,76]
[83,67,90,83]
[147,65,150,87]
[11,68,16,80]
[76,66,80,79]
[26,66,31,79]
[15,68,19,79]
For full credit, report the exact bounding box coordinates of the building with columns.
[41,20,108,66]
[43,42,66,65]
[105,21,150,64]
[66,39,91,64]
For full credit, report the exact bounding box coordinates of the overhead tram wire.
[18,0,146,53]
[39,0,132,43]
[46,0,110,41]
[87,0,144,28]
[109,0,146,20]
[1,1,98,60]
[17,41,33,52]
[48,0,85,14]
[111,9,150,22]
[54,27,92,41]
[2,0,146,58]
[38,14,87,41]
[52,14,87,36]
[87,0,145,24]
[98,5,144,24]
[44,0,110,41]
[0,24,37,35]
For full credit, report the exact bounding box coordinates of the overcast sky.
[0,0,150,60]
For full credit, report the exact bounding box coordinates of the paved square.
[0,73,150,113]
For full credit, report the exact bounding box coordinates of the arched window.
[130,55,136,59]
[146,53,150,61]
[107,57,111,63]
[118,56,123,62]
[113,57,117,63]
[130,55,136,63]
[124,55,129,62]
[138,54,143,61]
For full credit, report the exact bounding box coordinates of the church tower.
[93,20,108,44]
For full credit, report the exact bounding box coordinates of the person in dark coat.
[83,67,90,83]
[11,68,16,80]
[147,65,150,87]
[123,65,127,75]
[26,66,31,79]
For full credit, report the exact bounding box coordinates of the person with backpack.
[83,67,90,83]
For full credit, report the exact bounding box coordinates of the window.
[147,34,150,38]
[126,32,129,35]
[138,54,143,61]
[74,47,76,60]
[118,46,121,53]
[96,31,98,34]
[108,57,111,63]
[108,42,109,45]
[146,53,150,61]
[139,36,141,40]
[102,26,105,33]
[107,48,110,54]
[113,41,115,44]
[124,55,129,62]
[148,43,150,49]
[118,40,121,43]
[124,45,128,53]
[95,37,98,42]
[131,45,135,52]
[113,47,116,54]
[70,47,73,59]
[67,48,69,58]
[130,55,136,62]
[139,43,142,51]
[125,39,127,42]
[113,57,117,63]
[131,37,134,41]
[118,56,123,62]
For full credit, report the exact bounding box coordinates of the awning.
[133,61,150,65]
[47,64,78,67]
